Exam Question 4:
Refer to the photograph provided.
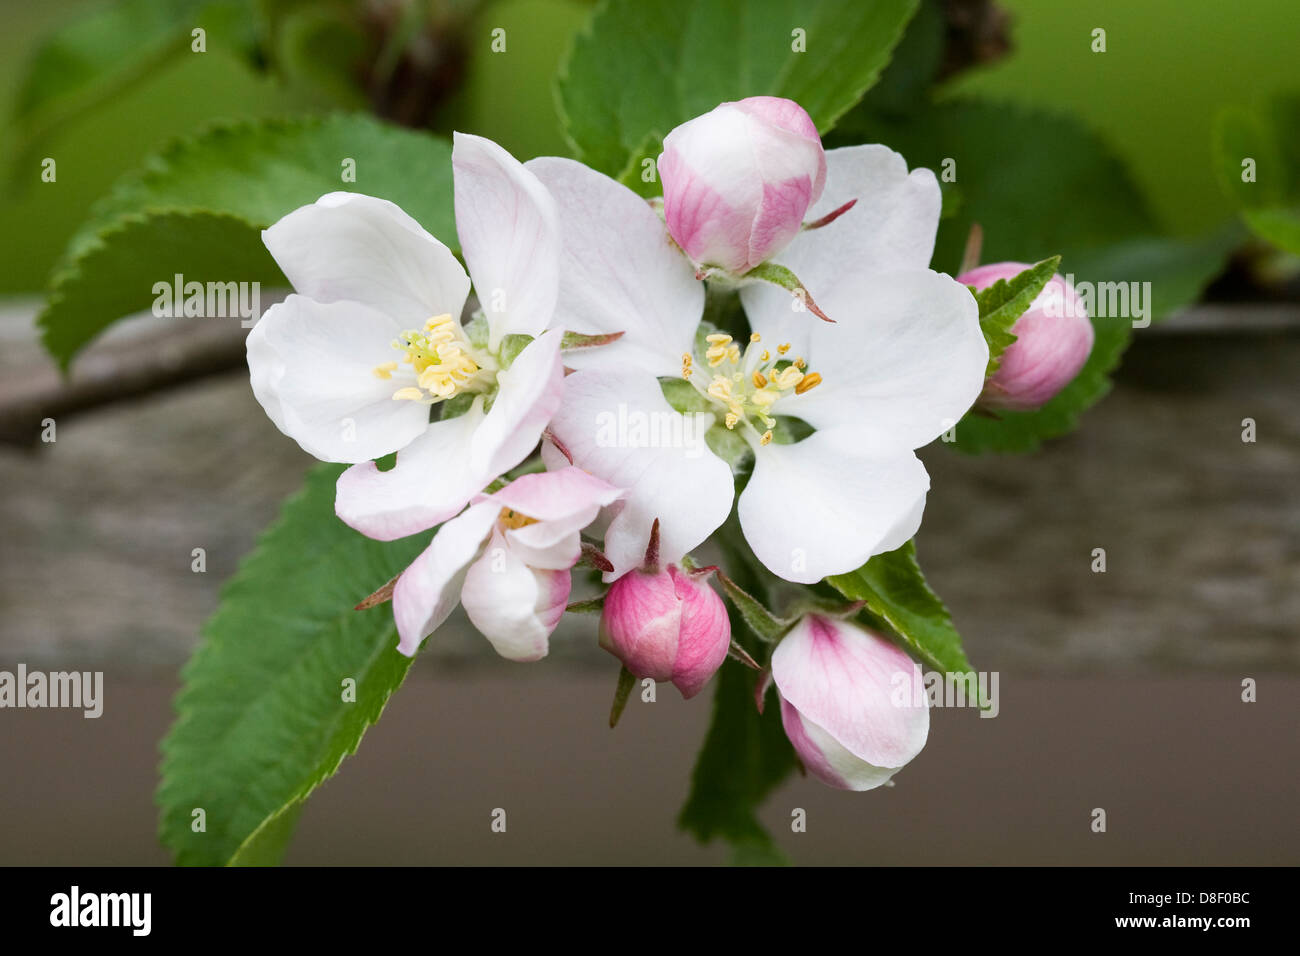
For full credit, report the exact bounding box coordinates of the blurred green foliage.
[947,0,1300,236]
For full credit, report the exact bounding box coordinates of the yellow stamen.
[372,361,398,380]
[499,507,537,530]
[687,330,824,437]
[795,372,823,394]
[706,376,733,401]
[774,367,804,390]
[388,314,483,404]
[760,430,773,445]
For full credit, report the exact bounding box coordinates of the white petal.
[391,500,500,655]
[770,144,941,297]
[262,192,469,328]
[460,531,570,662]
[453,133,560,349]
[525,156,703,377]
[738,427,929,583]
[742,268,987,449]
[335,400,490,541]
[545,367,733,579]
[246,295,431,463]
[470,328,565,480]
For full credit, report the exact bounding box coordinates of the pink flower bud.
[598,565,730,699]
[958,262,1094,411]
[658,96,826,274]
[771,615,929,791]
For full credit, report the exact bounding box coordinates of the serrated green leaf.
[39,114,456,368]
[826,540,972,679]
[557,0,919,195]
[971,255,1060,374]
[157,464,428,866]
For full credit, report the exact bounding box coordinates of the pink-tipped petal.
[487,466,623,570]
[391,500,500,655]
[658,97,825,273]
[666,565,731,699]
[771,615,929,789]
[460,533,571,662]
[958,263,1094,411]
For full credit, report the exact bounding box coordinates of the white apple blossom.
[247,132,564,542]
[392,466,622,661]
[527,145,988,584]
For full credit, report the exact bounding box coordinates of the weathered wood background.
[1,301,1296,676]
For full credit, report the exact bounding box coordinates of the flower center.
[373,313,494,404]
[681,332,822,445]
[498,507,537,530]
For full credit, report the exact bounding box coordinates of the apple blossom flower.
[770,615,929,791]
[526,141,987,584]
[391,466,622,661]
[247,132,564,541]
[658,96,827,275]
[597,525,730,699]
[958,262,1094,411]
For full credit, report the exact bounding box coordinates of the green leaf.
[157,464,428,866]
[833,99,1232,453]
[717,571,788,643]
[826,540,974,680]
[557,0,919,193]
[970,255,1060,374]
[39,113,457,368]
[678,651,796,862]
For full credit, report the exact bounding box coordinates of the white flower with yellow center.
[528,149,988,584]
[247,133,565,541]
